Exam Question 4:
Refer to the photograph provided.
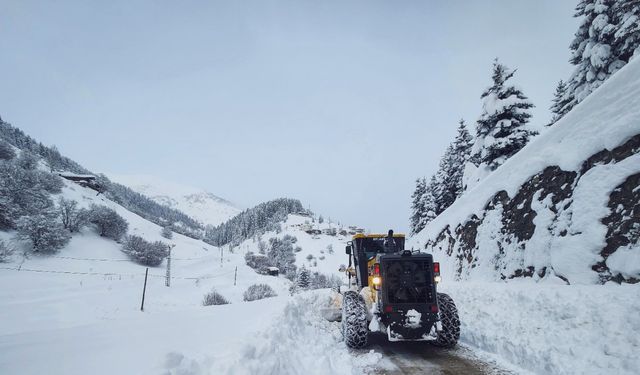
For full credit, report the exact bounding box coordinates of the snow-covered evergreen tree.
[297,267,310,289]
[419,177,438,228]
[410,177,427,235]
[435,120,473,210]
[433,145,457,214]
[472,59,536,171]
[613,0,640,62]
[548,80,572,126]
[563,0,625,114]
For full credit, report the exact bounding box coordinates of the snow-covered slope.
[0,178,380,374]
[110,174,242,227]
[411,57,640,285]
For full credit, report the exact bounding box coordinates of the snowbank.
[219,290,381,375]
[440,281,640,375]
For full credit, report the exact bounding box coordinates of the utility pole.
[165,244,174,287]
[141,268,149,311]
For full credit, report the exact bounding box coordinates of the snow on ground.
[209,290,381,375]
[233,214,354,278]
[439,280,640,375]
[109,174,242,226]
[0,179,379,374]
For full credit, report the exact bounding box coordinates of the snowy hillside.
[110,174,242,227]
[411,57,640,285]
[0,177,379,374]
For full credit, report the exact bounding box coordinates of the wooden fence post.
[141,268,149,311]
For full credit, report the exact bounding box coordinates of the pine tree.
[297,267,310,289]
[432,145,457,214]
[419,177,438,228]
[472,59,536,171]
[450,120,473,196]
[548,80,572,126]
[410,178,427,235]
[613,0,640,62]
[563,0,624,114]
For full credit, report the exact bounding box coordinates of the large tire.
[432,292,460,348]
[342,291,369,348]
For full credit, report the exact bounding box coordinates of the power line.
[46,255,212,262]
[0,266,236,280]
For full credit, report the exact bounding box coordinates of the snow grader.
[334,230,460,349]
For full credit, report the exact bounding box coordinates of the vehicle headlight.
[372,276,382,285]
[434,275,442,283]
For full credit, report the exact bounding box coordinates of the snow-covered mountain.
[411,57,640,285]
[109,174,242,227]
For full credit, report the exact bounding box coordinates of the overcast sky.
[0,0,579,232]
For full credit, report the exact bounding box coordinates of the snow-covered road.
[366,335,516,375]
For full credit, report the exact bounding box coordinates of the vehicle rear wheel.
[342,291,369,348]
[431,292,460,348]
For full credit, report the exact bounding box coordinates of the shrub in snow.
[88,205,128,241]
[17,151,39,170]
[122,235,169,267]
[58,198,89,233]
[202,289,230,306]
[244,251,271,272]
[0,240,14,262]
[36,171,64,194]
[0,160,56,228]
[16,211,71,253]
[0,141,15,160]
[306,254,314,261]
[326,244,334,254]
[243,283,277,301]
[161,225,173,239]
[319,255,325,260]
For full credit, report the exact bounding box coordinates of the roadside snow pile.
[440,281,640,375]
[221,290,381,375]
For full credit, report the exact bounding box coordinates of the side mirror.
[345,245,352,255]
[338,264,346,273]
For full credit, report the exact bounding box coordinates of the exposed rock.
[423,133,640,284]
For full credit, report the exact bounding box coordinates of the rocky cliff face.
[412,59,640,285]
[424,135,640,284]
